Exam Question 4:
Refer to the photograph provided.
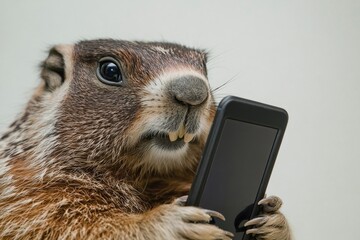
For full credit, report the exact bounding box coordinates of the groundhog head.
[36,39,215,177]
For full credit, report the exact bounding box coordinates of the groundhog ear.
[40,44,73,91]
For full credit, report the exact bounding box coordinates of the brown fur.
[0,39,291,239]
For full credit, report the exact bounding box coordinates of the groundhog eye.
[97,58,123,86]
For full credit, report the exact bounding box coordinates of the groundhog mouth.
[141,131,197,151]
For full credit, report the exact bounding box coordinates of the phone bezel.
[186,96,288,238]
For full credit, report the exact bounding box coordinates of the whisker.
[206,49,229,64]
[210,73,239,93]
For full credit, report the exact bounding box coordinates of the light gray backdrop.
[1,1,359,239]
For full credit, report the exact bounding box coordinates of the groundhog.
[0,39,291,240]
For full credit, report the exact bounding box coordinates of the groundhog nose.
[168,76,209,106]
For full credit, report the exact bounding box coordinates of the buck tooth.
[178,124,185,138]
[169,132,178,142]
[184,133,195,143]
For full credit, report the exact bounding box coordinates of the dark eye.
[97,57,123,86]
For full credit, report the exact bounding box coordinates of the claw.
[244,216,267,227]
[174,195,188,206]
[224,230,235,238]
[204,209,226,221]
[258,196,283,213]
[246,227,262,235]
[258,198,273,206]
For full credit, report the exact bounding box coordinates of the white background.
[1,1,359,239]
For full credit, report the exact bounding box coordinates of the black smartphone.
[186,96,288,240]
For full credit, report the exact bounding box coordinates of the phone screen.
[198,119,278,239]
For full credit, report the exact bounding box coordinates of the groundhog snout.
[167,76,208,106]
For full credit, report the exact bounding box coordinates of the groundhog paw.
[244,196,291,240]
[150,196,234,240]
